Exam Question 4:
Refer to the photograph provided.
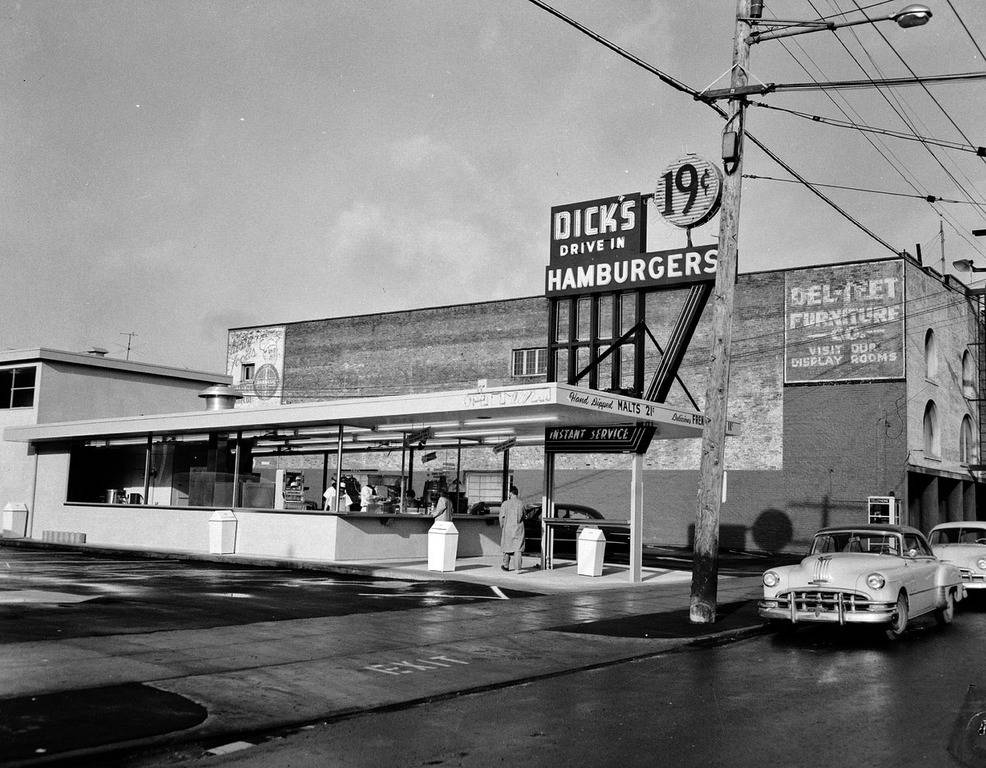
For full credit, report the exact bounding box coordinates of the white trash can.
[208,510,238,554]
[428,521,459,572]
[577,527,606,577]
[2,503,28,538]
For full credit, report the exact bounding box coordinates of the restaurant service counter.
[322,511,502,561]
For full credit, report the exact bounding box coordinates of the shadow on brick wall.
[687,508,794,554]
[687,524,748,551]
[751,508,793,552]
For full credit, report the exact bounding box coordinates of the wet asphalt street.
[0,549,534,643]
[169,598,986,768]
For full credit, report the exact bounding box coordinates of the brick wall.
[280,298,548,402]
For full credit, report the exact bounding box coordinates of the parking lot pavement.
[0,541,768,765]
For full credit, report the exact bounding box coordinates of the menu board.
[785,260,904,384]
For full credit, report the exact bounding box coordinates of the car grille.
[959,569,986,583]
[777,589,875,615]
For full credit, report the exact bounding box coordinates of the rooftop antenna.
[121,331,138,361]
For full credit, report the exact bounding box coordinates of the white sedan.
[759,524,965,639]
[928,522,986,592]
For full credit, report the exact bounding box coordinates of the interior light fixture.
[461,416,559,427]
[432,428,515,439]
[375,421,461,432]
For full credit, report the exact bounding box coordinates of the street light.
[953,259,986,274]
[748,4,931,43]
[690,1,932,625]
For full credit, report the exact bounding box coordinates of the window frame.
[511,347,547,378]
[0,365,37,409]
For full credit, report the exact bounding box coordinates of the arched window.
[962,350,977,398]
[924,329,938,380]
[923,400,940,458]
[960,415,976,466]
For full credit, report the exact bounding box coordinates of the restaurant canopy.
[3,382,739,450]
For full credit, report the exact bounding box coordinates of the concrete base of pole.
[689,601,717,624]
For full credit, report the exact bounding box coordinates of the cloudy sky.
[2,1,984,371]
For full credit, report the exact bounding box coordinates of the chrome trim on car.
[758,588,895,625]
[811,556,832,583]
[959,569,986,588]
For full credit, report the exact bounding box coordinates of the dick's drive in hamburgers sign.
[545,191,717,297]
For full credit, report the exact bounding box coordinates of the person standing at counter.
[360,483,376,512]
[432,488,452,522]
[323,480,337,512]
[499,485,525,572]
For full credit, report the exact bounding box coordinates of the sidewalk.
[0,542,769,766]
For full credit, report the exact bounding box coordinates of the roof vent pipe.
[198,385,243,411]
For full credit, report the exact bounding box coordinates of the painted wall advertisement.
[784,260,904,384]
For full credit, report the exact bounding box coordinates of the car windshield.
[929,527,986,545]
[810,530,902,556]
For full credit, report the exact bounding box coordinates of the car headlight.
[763,571,780,588]
[866,573,886,590]
[977,559,986,571]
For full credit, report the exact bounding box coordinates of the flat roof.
[3,382,739,448]
[0,347,229,384]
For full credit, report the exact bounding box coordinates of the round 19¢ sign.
[654,153,723,229]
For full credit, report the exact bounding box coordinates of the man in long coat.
[499,485,525,571]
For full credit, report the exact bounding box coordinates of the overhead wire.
[764,10,982,260]
[842,0,986,213]
[945,0,986,64]
[802,0,986,255]
[749,100,986,156]
[815,0,894,18]
[815,0,984,216]
[523,0,903,256]
[752,70,986,92]
[743,173,986,206]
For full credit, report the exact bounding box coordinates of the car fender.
[934,562,965,600]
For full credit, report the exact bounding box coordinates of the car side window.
[903,534,932,557]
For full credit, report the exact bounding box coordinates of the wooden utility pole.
[690,0,755,624]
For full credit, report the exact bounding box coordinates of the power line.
[801,0,986,254]
[946,0,986,64]
[830,0,986,250]
[523,0,904,257]
[850,0,986,177]
[767,14,983,259]
[743,173,986,205]
[749,101,986,156]
[736,70,986,93]
[816,0,896,19]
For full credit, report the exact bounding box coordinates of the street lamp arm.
[750,14,893,43]
[748,4,930,44]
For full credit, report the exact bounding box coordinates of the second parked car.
[928,522,986,594]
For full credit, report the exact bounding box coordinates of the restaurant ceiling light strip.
[375,421,461,432]
[461,416,559,426]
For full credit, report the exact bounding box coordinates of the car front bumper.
[759,590,896,625]
[960,571,986,589]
